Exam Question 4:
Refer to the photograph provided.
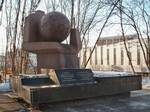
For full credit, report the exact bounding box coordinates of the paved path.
[0,93,26,112]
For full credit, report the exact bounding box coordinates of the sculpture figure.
[23,10,82,69]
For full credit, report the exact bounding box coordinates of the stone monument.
[10,10,142,107]
[23,10,81,69]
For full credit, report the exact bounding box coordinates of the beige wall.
[80,38,148,72]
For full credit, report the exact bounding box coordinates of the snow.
[0,81,11,92]
[93,71,131,77]
[142,77,150,89]
[20,74,49,78]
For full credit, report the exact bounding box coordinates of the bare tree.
[119,0,135,73]
[0,0,4,11]
[115,0,150,73]
[84,0,121,68]
[3,0,41,76]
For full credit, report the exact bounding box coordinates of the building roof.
[97,34,138,46]
[99,34,138,40]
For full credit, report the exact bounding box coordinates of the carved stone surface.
[40,12,70,42]
[50,69,95,85]
[11,74,142,106]
[23,10,82,69]
[23,10,45,42]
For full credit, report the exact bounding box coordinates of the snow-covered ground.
[93,71,130,77]
[142,77,150,89]
[0,80,11,92]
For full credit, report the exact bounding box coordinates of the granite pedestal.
[11,70,142,107]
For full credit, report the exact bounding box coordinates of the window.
[90,48,92,65]
[83,49,87,66]
[107,48,109,65]
[95,47,97,65]
[114,48,116,65]
[128,52,132,65]
[121,47,124,65]
[128,42,132,65]
[101,46,103,65]
[137,45,140,65]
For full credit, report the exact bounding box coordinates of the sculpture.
[40,11,70,42]
[10,10,141,108]
[22,10,82,69]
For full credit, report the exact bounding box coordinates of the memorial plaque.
[75,70,95,84]
[50,69,95,85]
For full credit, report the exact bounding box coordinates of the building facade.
[80,35,148,72]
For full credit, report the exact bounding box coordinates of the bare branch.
[84,0,120,68]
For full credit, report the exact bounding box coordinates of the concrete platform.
[0,76,149,112]
[38,89,150,112]
[11,73,142,107]
[0,89,150,112]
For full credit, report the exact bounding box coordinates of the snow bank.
[93,71,131,77]
[0,82,11,92]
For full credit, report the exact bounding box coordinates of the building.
[80,34,149,72]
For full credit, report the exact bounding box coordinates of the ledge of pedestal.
[22,42,77,54]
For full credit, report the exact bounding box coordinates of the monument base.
[10,70,142,107]
[22,42,80,69]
